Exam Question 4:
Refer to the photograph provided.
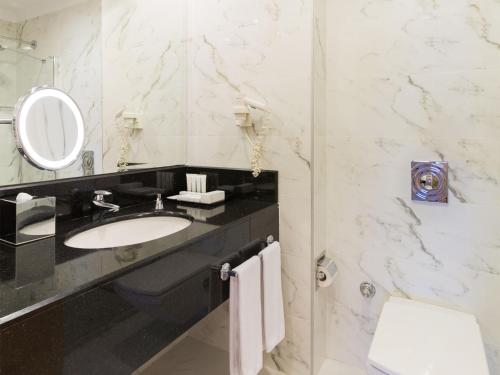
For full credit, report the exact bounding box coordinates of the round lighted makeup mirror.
[13,87,85,171]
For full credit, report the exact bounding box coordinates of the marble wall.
[325,0,500,373]
[312,0,327,373]
[0,19,23,185]
[186,0,315,374]
[20,0,102,181]
[0,20,18,114]
[101,0,187,172]
[0,0,102,184]
[0,0,188,186]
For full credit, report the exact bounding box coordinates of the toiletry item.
[186,174,194,192]
[186,173,211,193]
[195,175,202,193]
[0,195,56,245]
[16,193,33,202]
[200,175,207,193]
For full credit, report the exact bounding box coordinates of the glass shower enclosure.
[0,33,55,184]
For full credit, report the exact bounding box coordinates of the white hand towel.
[230,256,263,375]
[259,242,285,353]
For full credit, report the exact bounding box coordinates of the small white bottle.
[200,175,207,193]
[186,174,194,192]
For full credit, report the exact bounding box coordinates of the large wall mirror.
[0,0,187,186]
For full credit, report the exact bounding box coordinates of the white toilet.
[367,297,490,375]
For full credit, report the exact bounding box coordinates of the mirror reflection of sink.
[64,213,193,250]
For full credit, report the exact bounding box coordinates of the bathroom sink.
[65,213,193,249]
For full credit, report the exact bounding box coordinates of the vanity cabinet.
[0,204,278,375]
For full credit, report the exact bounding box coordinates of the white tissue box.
[0,195,56,245]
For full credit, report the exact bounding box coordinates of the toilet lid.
[368,297,490,375]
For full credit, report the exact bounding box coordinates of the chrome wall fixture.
[220,235,275,281]
[0,34,37,50]
[82,151,95,176]
[360,282,376,299]
[0,44,45,62]
[0,195,56,246]
[316,254,338,288]
[13,87,85,171]
[411,161,449,203]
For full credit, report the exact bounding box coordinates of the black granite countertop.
[0,198,276,326]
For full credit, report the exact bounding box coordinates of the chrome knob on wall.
[360,282,376,299]
[411,161,449,203]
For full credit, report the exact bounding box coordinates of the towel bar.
[220,235,274,281]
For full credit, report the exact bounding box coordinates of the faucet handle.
[95,190,112,196]
[155,193,164,210]
[94,190,112,201]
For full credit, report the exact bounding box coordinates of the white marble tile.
[188,304,313,375]
[101,0,187,172]
[278,194,312,259]
[263,315,312,375]
[186,2,315,372]
[0,0,103,184]
[135,337,230,375]
[313,0,328,372]
[0,20,18,110]
[324,257,392,368]
[23,0,102,166]
[136,335,290,375]
[282,254,312,321]
[325,0,500,372]
[318,359,365,375]
[324,132,500,370]
[188,302,230,352]
[0,19,23,183]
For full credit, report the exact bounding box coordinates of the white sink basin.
[65,215,192,249]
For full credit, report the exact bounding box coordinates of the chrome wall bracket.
[220,235,274,281]
[82,151,95,176]
[360,282,376,299]
[411,161,448,203]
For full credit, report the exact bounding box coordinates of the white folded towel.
[230,256,263,375]
[259,242,285,353]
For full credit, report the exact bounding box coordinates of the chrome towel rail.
[220,235,274,281]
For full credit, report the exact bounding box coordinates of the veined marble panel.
[312,0,328,372]
[0,19,18,110]
[0,19,22,183]
[325,0,500,372]
[186,1,314,373]
[101,0,187,172]
[318,359,366,375]
[0,0,103,183]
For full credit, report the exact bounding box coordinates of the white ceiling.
[0,0,87,23]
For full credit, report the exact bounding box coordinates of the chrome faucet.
[93,190,120,213]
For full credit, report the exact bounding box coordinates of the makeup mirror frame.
[12,86,85,171]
